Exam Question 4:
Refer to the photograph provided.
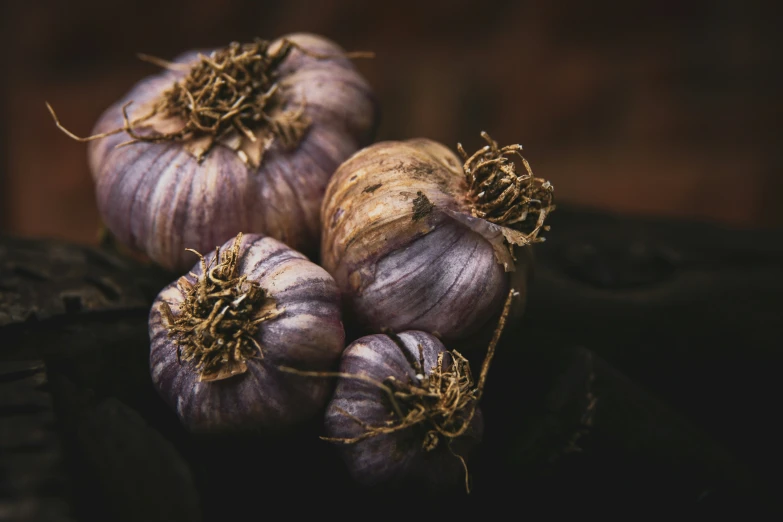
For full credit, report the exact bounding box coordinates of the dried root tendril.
[324,348,477,447]
[161,233,283,382]
[47,39,373,165]
[280,288,518,493]
[457,131,555,247]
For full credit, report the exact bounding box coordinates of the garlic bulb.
[149,233,344,433]
[67,33,377,271]
[324,330,483,490]
[321,133,553,342]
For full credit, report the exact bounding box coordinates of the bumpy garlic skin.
[149,234,345,433]
[321,139,532,342]
[89,33,378,272]
[324,331,483,489]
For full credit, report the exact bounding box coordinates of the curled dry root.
[458,131,555,245]
[47,39,372,165]
[161,233,283,382]
[131,40,307,150]
[323,347,476,450]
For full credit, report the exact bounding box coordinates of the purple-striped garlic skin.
[324,331,483,490]
[89,33,379,272]
[149,234,345,434]
[321,139,533,343]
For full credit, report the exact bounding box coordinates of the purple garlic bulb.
[149,233,344,434]
[324,331,483,491]
[320,132,554,342]
[83,33,378,271]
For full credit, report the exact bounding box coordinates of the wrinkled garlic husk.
[321,139,533,342]
[89,33,378,272]
[149,234,345,433]
[324,331,483,489]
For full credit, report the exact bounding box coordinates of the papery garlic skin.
[149,234,345,433]
[321,139,532,342]
[324,331,483,489]
[89,33,378,272]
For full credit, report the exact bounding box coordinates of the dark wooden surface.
[1,207,781,519]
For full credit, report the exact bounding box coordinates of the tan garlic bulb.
[321,132,554,342]
[52,33,378,272]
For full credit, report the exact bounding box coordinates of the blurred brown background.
[1,0,781,244]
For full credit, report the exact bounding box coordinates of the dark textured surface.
[0,360,73,522]
[0,236,169,328]
[1,207,782,518]
[519,206,783,496]
[48,378,200,522]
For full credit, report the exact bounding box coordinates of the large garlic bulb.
[321,133,553,342]
[85,33,378,271]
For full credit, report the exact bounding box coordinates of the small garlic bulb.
[149,233,344,433]
[76,33,377,271]
[324,330,483,490]
[321,133,553,342]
